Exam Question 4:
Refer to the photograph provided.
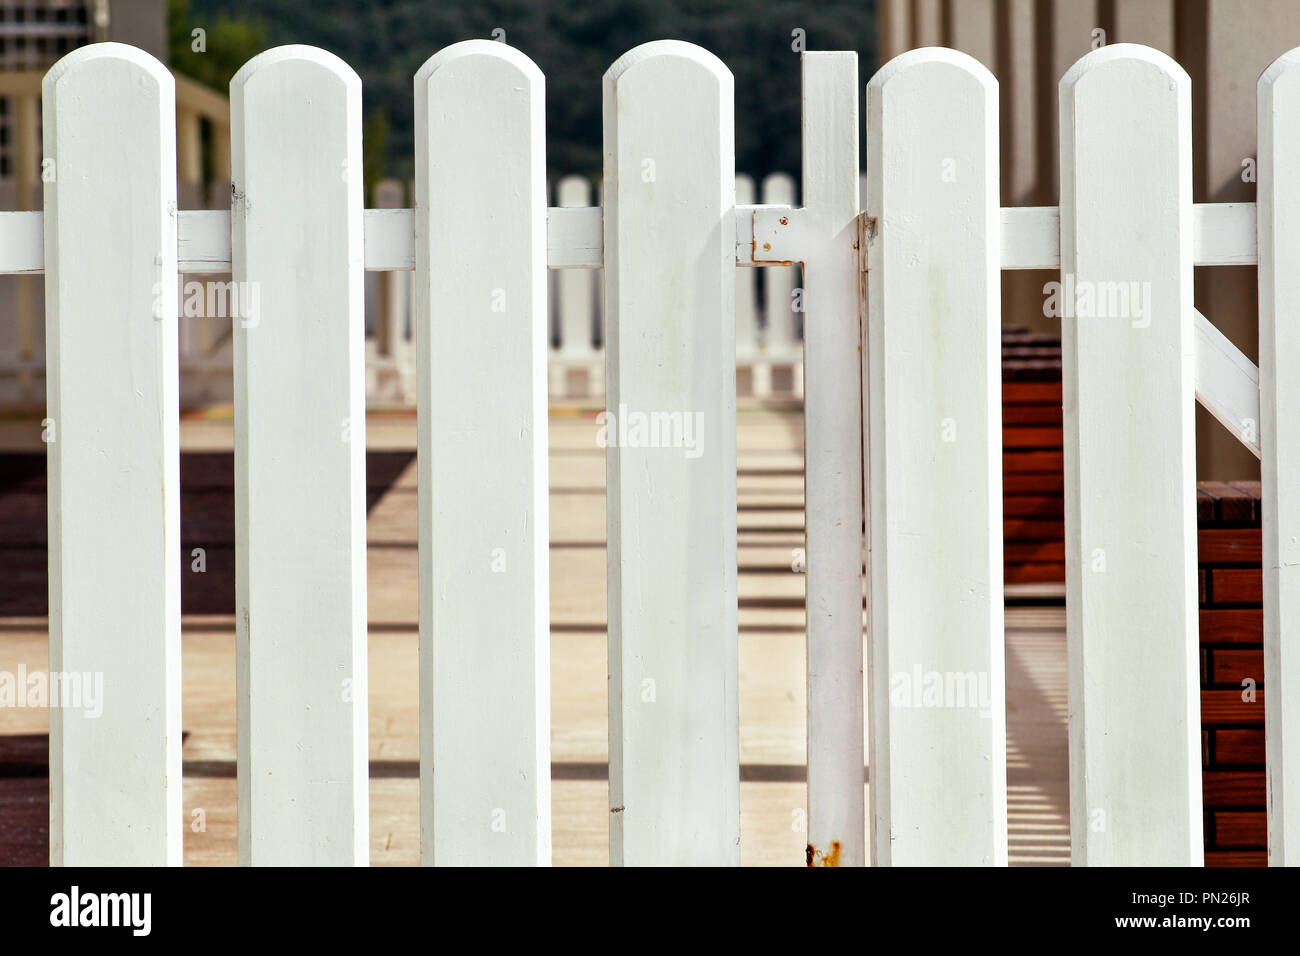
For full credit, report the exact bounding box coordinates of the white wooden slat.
[415,39,550,867]
[1194,203,1258,267]
[865,47,1006,866]
[0,200,1263,276]
[735,173,760,368]
[999,206,1060,270]
[232,45,369,866]
[1194,308,1261,460]
[178,209,422,274]
[603,40,738,866]
[174,209,234,272]
[1000,203,1259,270]
[1258,47,1300,867]
[1060,43,1201,866]
[547,206,603,270]
[800,52,865,868]
[0,210,42,273]
[180,205,604,273]
[364,208,416,272]
[44,42,182,867]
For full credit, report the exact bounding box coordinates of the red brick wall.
[1197,482,1266,865]
[1002,330,1065,585]
[1002,331,1268,866]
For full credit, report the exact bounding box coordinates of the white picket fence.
[1,172,802,409]
[368,170,812,404]
[546,169,814,402]
[6,37,1299,866]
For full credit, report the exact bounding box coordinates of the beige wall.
[878,0,1300,479]
[106,0,168,63]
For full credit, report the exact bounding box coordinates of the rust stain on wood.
[806,841,842,867]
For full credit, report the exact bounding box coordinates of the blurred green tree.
[182,0,877,189]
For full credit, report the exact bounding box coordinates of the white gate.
[3,37,1298,866]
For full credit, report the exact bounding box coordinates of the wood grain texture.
[414,40,551,866]
[43,43,182,866]
[800,52,865,867]
[232,45,368,865]
[1258,48,1300,867]
[602,40,739,865]
[865,47,1006,866]
[1060,43,1201,866]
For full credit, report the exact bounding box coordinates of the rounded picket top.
[864,46,998,245]
[604,39,732,97]
[600,35,739,867]
[735,172,755,204]
[413,42,544,201]
[1260,46,1300,98]
[41,38,183,869]
[231,44,361,102]
[761,170,797,205]
[1060,41,1190,101]
[409,38,552,870]
[866,45,997,100]
[43,40,174,103]
[864,49,997,213]
[415,38,544,95]
[557,174,591,207]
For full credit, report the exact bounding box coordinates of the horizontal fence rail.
[0,200,1270,275]
[22,36,1300,867]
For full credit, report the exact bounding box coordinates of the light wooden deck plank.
[1,409,1069,866]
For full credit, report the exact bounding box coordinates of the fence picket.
[1258,49,1300,867]
[231,46,369,865]
[414,41,551,866]
[1060,44,1201,866]
[603,40,739,865]
[43,43,182,866]
[800,52,866,867]
[33,34,1300,870]
[865,47,1006,866]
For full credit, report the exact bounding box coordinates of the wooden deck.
[0,407,1069,865]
